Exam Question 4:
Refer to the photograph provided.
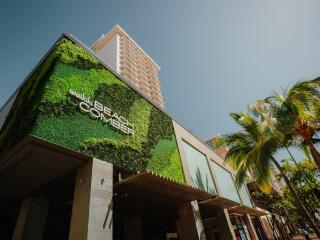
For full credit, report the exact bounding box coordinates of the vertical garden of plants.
[0,35,185,184]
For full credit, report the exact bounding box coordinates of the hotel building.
[91,25,164,109]
[0,33,272,240]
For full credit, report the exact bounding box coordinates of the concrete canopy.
[0,135,91,206]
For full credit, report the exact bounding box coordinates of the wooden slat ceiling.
[114,172,213,203]
[199,196,241,209]
[228,205,268,217]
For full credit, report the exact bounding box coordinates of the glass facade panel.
[182,140,217,195]
[210,162,241,203]
[239,184,254,207]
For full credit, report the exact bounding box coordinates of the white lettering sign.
[69,89,135,135]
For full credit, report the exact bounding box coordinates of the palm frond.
[230,112,261,141]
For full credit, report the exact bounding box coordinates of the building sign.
[70,89,135,135]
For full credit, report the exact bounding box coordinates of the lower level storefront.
[0,137,271,240]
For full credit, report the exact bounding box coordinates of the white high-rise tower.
[91,25,164,108]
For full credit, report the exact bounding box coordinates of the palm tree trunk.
[270,156,320,237]
[305,137,320,169]
[285,147,314,187]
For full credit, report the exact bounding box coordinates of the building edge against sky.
[0,31,276,240]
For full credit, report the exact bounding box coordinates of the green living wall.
[0,35,185,183]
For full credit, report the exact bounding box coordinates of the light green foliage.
[147,137,185,183]
[80,137,148,171]
[166,149,185,183]
[32,112,121,150]
[122,99,152,151]
[55,38,100,66]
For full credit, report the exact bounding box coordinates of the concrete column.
[69,158,113,240]
[176,201,206,240]
[12,197,49,240]
[244,214,259,240]
[216,209,237,240]
[124,217,143,240]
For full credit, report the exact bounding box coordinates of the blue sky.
[1,0,320,151]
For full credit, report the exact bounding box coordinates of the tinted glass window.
[182,140,217,195]
[210,162,241,203]
[239,184,254,207]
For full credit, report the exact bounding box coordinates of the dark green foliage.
[252,191,299,237]
[252,159,320,234]
[280,159,320,218]
[81,138,150,171]
[148,108,176,141]
[0,55,57,156]
[94,83,139,119]
[39,98,78,117]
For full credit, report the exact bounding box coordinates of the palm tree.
[267,79,320,169]
[250,98,320,208]
[214,112,320,236]
[249,99,318,189]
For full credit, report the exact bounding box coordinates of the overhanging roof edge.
[0,134,92,175]
[115,171,214,202]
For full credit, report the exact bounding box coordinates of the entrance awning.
[0,135,91,206]
[114,172,213,203]
[228,205,268,216]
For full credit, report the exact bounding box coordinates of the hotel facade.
[91,25,164,109]
[0,34,271,240]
